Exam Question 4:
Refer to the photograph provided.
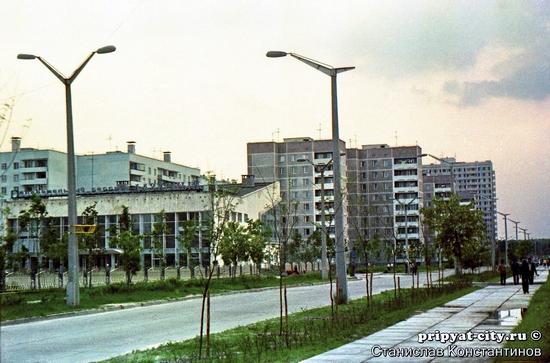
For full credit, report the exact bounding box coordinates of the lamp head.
[266,51,288,58]
[17,54,37,60]
[96,45,116,54]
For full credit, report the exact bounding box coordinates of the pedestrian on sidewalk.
[498,259,506,285]
[511,259,520,285]
[528,257,538,284]
[520,259,530,294]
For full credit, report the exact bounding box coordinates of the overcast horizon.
[1,1,548,238]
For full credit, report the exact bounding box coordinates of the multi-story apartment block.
[0,138,201,200]
[347,144,423,259]
[0,137,68,198]
[77,142,201,190]
[247,137,347,240]
[423,159,497,242]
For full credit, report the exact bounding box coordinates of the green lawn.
[0,273,324,322]
[105,282,477,363]
[498,274,550,362]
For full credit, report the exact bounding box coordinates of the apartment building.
[347,144,423,258]
[76,142,201,190]
[0,137,67,199]
[247,137,347,240]
[423,159,497,241]
[0,138,201,200]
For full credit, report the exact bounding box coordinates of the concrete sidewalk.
[303,270,548,362]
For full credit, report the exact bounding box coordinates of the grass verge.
[498,274,550,362]
[0,273,323,322]
[105,282,478,363]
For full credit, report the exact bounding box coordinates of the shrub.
[0,293,24,306]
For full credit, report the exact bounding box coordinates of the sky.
[0,0,549,238]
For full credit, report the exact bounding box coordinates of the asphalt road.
[1,269,455,363]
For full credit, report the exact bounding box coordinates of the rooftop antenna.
[271,128,280,142]
[106,135,112,150]
[316,123,322,140]
[354,134,358,148]
[394,130,398,146]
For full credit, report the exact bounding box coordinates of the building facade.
[5,178,279,269]
[346,144,423,259]
[247,137,347,241]
[0,138,201,201]
[423,159,497,241]
[0,137,67,198]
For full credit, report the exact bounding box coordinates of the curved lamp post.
[267,51,354,302]
[17,45,116,306]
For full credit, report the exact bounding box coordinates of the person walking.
[498,259,507,285]
[520,259,530,294]
[511,259,520,285]
[528,257,538,284]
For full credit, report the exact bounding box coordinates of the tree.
[218,221,246,276]
[197,174,242,358]
[422,195,486,275]
[80,203,101,287]
[18,194,48,270]
[177,219,198,278]
[0,207,17,292]
[110,206,142,285]
[151,210,167,280]
[247,219,270,274]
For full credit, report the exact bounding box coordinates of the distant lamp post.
[18,45,116,306]
[267,51,354,302]
[298,153,345,280]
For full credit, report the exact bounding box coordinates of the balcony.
[20,178,47,185]
[315,195,334,203]
[394,186,418,193]
[393,162,418,170]
[393,174,418,182]
[314,182,334,190]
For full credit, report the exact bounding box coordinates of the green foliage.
[507,239,533,262]
[177,219,198,276]
[110,206,142,285]
[422,195,487,273]
[0,292,24,306]
[151,210,167,274]
[218,220,270,274]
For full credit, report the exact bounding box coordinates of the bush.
[0,293,24,306]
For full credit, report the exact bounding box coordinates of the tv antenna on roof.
[316,123,322,139]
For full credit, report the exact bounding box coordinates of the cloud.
[445,38,550,106]
[438,2,550,106]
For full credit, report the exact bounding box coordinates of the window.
[302,178,309,187]
[302,166,308,174]
[304,203,310,211]
[279,155,285,163]
[1,163,6,170]
[292,191,299,199]
[1,187,5,195]
[1,175,5,183]
[13,162,19,170]
[291,166,296,174]
[13,175,19,182]
[304,216,310,223]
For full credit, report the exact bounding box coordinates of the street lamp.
[18,45,116,306]
[498,212,510,266]
[509,219,520,242]
[267,51,354,302]
[297,153,345,280]
[390,195,418,273]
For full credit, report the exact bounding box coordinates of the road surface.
[1,269,455,363]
